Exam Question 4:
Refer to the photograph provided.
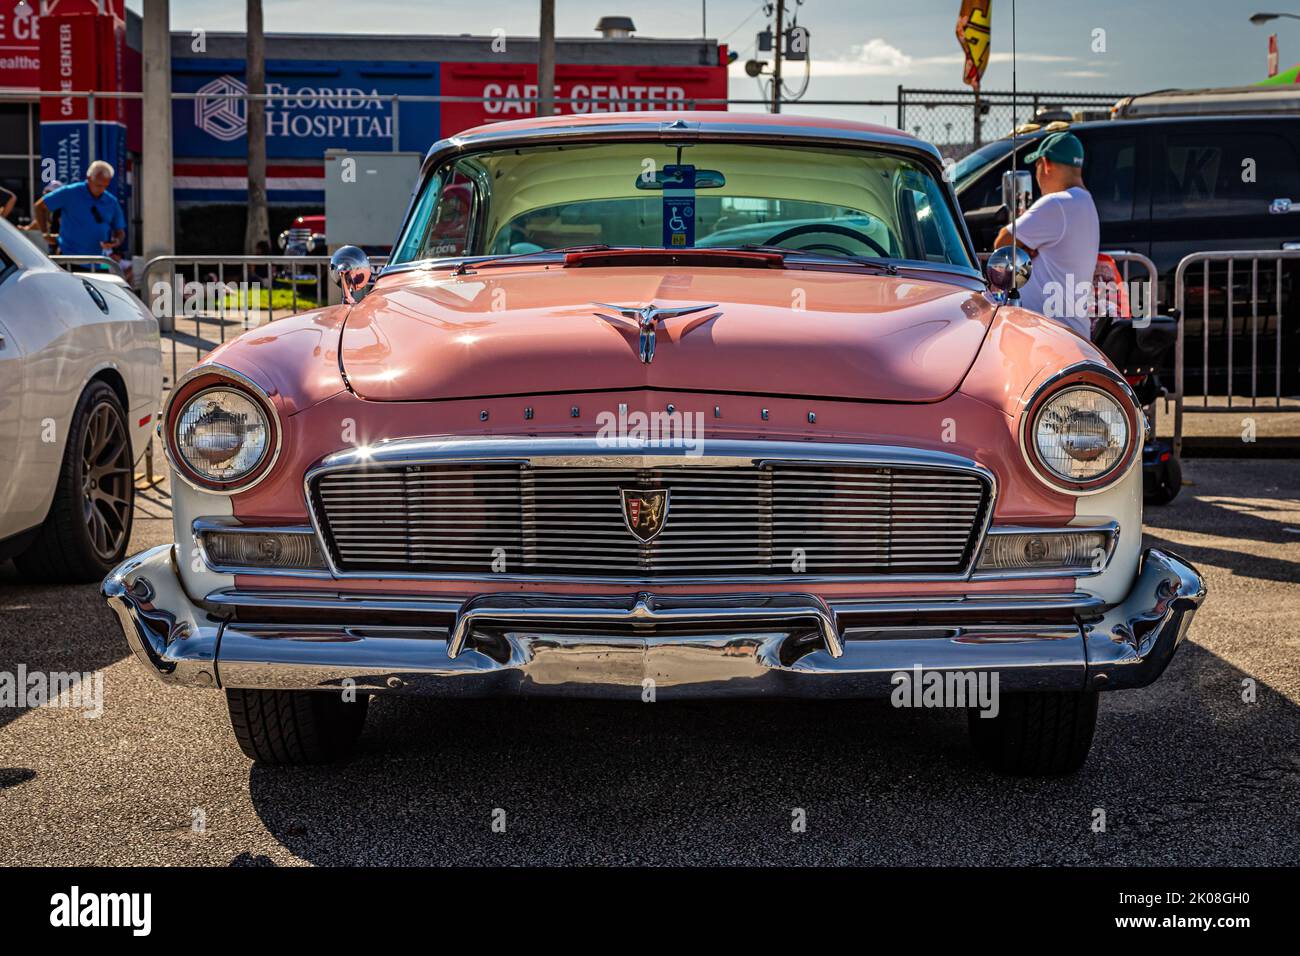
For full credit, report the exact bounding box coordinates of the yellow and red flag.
[956,0,992,90]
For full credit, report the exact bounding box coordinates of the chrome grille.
[311,462,992,579]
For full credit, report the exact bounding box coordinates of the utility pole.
[538,0,556,117]
[771,0,784,113]
[243,0,269,254]
[142,0,173,265]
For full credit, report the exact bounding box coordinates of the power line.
[721,1,766,41]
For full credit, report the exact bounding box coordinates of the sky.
[125,0,1287,129]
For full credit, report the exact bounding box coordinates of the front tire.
[14,381,134,583]
[226,688,370,764]
[967,690,1099,775]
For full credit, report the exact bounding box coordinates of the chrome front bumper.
[102,546,1205,700]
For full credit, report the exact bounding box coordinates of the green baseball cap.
[1024,131,1085,168]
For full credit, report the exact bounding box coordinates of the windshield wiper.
[728,245,900,276]
[450,244,613,275]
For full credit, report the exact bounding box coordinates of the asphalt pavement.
[0,458,1297,866]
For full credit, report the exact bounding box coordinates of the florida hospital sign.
[193,74,393,144]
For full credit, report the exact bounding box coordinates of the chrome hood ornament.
[592,302,717,364]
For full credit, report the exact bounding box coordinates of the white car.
[0,218,160,581]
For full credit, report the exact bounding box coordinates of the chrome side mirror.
[329,245,372,304]
[985,245,1032,300]
[1001,169,1033,221]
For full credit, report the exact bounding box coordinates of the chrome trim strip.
[192,517,332,578]
[970,521,1120,580]
[301,438,998,585]
[1018,361,1145,497]
[162,363,285,497]
[203,588,466,615]
[199,587,1104,619]
[446,590,845,660]
[829,592,1106,617]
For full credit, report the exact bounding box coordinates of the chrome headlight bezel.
[163,365,282,495]
[1020,364,1143,494]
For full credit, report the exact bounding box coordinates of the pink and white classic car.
[104,113,1205,774]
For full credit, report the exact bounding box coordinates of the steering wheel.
[764,222,891,259]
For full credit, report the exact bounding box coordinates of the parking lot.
[0,457,1296,867]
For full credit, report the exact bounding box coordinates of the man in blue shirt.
[33,161,126,255]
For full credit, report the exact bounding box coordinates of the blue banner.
[172,58,440,159]
[39,120,130,243]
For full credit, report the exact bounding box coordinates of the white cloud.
[749,37,1079,78]
[768,38,914,77]
[851,38,915,71]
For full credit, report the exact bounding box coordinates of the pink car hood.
[339,265,995,403]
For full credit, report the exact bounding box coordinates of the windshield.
[391,141,974,270]
[950,139,1018,187]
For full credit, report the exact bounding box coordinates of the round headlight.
[174,387,270,484]
[1032,386,1131,484]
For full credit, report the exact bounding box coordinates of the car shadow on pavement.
[0,575,125,732]
[1144,530,1300,585]
[242,639,1300,866]
[0,473,169,731]
[1141,472,1300,583]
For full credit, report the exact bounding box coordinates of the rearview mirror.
[635,166,726,190]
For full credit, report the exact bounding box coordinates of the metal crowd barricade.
[138,254,388,389]
[51,255,127,278]
[971,249,1158,323]
[1101,250,1159,324]
[1173,249,1300,454]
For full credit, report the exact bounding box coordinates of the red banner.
[38,12,95,121]
[438,61,728,138]
[0,0,125,91]
[0,0,41,90]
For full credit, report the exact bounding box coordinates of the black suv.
[954,115,1300,398]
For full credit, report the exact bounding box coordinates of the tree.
[243,0,269,254]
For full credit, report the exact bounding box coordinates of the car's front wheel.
[225,688,370,764]
[14,380,134,583]
[967,690,1099,775]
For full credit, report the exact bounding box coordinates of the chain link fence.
[898,87,1126,159]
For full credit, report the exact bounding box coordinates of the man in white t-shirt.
[993,131,1099,338]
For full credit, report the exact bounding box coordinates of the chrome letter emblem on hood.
[620,487,670,542]
[592,302,718,364]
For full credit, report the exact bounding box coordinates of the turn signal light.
[200,529,326,572]
[977,529,1114,574]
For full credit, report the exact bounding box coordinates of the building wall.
[167,31,725,252]
[1,15,724,252]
